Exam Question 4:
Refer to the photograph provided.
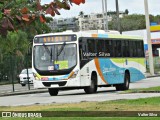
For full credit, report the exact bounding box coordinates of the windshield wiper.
[57,42,66,56]
[42,43,51,55]
[42,43,54,62]
[56,42,66,61]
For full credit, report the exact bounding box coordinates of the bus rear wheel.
[84,74,97,94]
[116,72,130,91]
[48,88,59,96]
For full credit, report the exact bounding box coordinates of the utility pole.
[104,0,108,31]
[10,55,15,92]
[102,0,108,31]
[115,0,121,33]
[144,0,154,75]
[102,0,105,30]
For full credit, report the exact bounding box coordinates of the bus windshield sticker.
[54,61,68,70]
[48,66,54,70]
[54,64,59,70]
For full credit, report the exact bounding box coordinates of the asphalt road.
[0,77,160,106]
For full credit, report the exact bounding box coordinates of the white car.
[19,68,35,86]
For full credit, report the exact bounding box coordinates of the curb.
[0,89,48,97]
[121,91,160,94]
[146,75,160,78]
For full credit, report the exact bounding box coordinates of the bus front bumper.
[33,77,80,89]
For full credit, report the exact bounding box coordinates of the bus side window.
[105,40,112,57]
[137,41,144,57]
[97,39,105,56]
[88,39,96,53]
[87,39,96,58]
[134,41,138,57]
[79,38,88,60]
[129,41,134,57]
[79,41,82,60]
[122,40,129,57]
[115,40,122,57]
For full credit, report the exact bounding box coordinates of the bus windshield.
[34,44,77,72]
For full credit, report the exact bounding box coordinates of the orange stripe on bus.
[92,34,98,37]
[94,58,107,84]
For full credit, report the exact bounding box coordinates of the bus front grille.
[42,81,67,87]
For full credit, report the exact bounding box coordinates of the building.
[78,11,126,31]
[78,13,109,30]
[48,17,79,32]
[48,11,127,32]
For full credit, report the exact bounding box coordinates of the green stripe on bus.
[108,34,142,39]
[111,58,145,67]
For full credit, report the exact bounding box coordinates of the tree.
[109,14,146,31]
[0,0,86,36]
[125,9,129,15]
[0,30,29,82]
[79,11,84,17]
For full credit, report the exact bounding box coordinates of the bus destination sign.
[34,35,77,43]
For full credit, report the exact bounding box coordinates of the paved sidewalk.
[0,88,48,97]
[145,72,160,78]
[0,73,159,97]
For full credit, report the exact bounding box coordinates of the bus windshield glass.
[34,44,77,71]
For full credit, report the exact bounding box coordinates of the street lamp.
[144,0,154,75]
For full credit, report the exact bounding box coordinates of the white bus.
[32,30,146,96]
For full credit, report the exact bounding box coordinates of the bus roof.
[35,30,143,40]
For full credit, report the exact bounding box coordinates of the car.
[19,68,35,86]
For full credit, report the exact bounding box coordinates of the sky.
[41,0,160,18]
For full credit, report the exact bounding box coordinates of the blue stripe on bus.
[98,34,108,38]
[98,58,145,84]
[48,74,69,81]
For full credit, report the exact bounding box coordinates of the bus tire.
[116,72,130,91]
[84,73,97,94]
[48,88,59,96]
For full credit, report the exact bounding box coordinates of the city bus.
[32,30,146,96]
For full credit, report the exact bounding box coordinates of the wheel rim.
[91,80,94,89]
[125,75,129,88]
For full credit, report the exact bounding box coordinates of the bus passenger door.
[79,38,90,86]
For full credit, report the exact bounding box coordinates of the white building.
[48,11,126,32]
[78,13,112,31]
[48,17,79,32]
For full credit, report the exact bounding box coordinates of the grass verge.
[122,86,160,94]
[0,97,160,111]
[0,117,160,120]
[1,97,160,119]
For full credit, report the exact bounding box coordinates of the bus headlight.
[33,73,41,80]
[69,70,79,79]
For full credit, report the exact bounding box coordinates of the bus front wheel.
[48,88,59,96]
[84,74,97,94]
[116,72,130,91]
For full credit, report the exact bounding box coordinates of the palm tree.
[79,11,84,17]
